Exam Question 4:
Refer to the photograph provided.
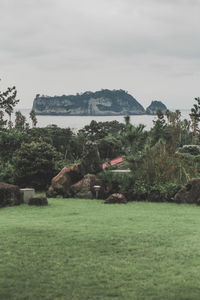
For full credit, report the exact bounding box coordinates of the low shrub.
[0,182,21,207]
[98,170,133,198]
[178,145,200,156]
[13,141,62,190]
[131,180,181,202]
[0,162,15,184]
[147,183,181,202]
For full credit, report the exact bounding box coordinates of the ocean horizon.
[10,108,191,132]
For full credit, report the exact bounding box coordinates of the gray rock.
[146,101,167,115]
[105,193,127,204]
[47,164,82,198]
[174,178,200,204]
[71,174,102,199]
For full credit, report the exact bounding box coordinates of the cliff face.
[32,89,145,116]
[146,101,167,115]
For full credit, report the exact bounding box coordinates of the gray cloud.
[0,0,200,109]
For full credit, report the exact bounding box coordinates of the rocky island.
[146,100,167,115]
[32,89,167,116]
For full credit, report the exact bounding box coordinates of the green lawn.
[1,199,200,300]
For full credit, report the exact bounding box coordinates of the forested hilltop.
[32,89,166,116]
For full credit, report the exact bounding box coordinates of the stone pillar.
[20,188,35,204]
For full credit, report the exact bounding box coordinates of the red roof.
[102,157,123,170]
[110,157,123,166]
[102,163,108,170]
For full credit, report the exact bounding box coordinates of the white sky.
[0,0,200,109]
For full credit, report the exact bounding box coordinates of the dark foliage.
[13,141,61,189]
[0,182,21,207]
[28,195,48,206]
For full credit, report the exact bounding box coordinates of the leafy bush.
[79,141,102,176]
[138,143,198,186]
[0,130,24,162]
[131,180,181,202]
[147,183,181,202]
[98,170,133,198]
[178,145,200,156]
[0,182,22,207]
[0,162,15,184]
[13,141,62,190]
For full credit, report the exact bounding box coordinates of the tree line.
[1,83,200,201]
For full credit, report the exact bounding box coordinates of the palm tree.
[190,98,200,144]
[30,110,38,128]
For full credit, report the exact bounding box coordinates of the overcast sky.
[0,0,200,109]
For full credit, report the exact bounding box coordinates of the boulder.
[146,100,167,115]
[174,178,200,204]
[104,193,127,204]
[71,174,102,199]
[28,195,48,206]
[0,182,21,207]
[47,164,82,197]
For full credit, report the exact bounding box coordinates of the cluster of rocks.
[105,193,127,204]
[0,182,48,207]
[47,166,200,205]
[46,164,128,203]
[47,165,103,199]
[3,166,200,206]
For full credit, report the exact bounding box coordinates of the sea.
[13,108,191,133]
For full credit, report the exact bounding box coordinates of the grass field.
[1,199,200,300]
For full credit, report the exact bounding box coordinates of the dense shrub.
[0,130,24,162]
[178,145,200,156]
[79,141,102,176]
[98,136,123,160]
[0,162,15,184]
[0,182,21,207]
[13,141,62,189]
[130,180,181,202]
[137,144,198,186]
[147,183,182,202]
[26,126,73,156]
[98,170,133,198]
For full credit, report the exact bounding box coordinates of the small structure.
[102,157,123,170]
[20,188,35,204]
[93,185,101,199]
[110,169,131,173]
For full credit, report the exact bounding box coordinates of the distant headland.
[32,89,167,116]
